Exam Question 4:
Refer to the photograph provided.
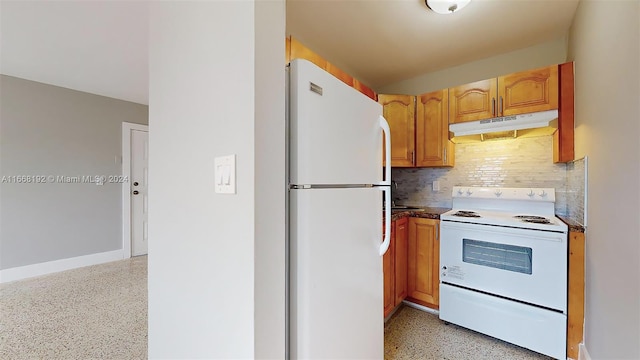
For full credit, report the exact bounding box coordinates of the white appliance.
[287,59,392,359]
[449,109,558,136]
[439,187,568,360]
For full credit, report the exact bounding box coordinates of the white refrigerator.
[288,59,392,359]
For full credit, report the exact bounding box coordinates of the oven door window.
[462,239,533,275]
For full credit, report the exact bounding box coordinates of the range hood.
[449,110,559,140]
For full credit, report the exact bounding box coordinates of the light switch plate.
[215,155,236,194]
[433,181,440,192]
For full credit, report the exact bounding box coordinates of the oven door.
[440,221,567,312]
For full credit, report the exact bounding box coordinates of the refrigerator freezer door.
[289,59,383,186]
[290,187,383,359]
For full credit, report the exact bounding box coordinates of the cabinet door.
[407,218,440,308]
[383,221,396,317]
[554,62,575,163]
[498,65,558,116]
[394,217,408,306]
[448,79,497,124]
[378,95,415,167]
[416,90,454,167]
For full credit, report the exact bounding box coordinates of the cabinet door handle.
[443,147,447,164]
[492,97,496,116]
[411,151,415,165]
[499,96,503,116]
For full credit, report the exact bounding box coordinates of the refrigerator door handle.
[380,187,391,256]
[378,115,392,256]
[378,115,391,186]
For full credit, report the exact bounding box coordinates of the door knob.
[133,182,139,186]
[132,190,139,195]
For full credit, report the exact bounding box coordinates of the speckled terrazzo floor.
[384,305,553,360]
[0,256,147,360]
[2,258,553,360]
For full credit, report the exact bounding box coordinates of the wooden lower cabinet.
[567,231,585,360]
[383,217,409,318]
[394,218,408,304]
[407,217,440,309]
[383,221,395,317]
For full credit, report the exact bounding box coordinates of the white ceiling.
[1,1,148,105]
[287,0,580,89]
[0,1,579,105]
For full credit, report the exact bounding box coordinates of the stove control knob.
[527,189,535,198]
[457,189,464,196]
[538,190,547,198]
[494,190,502,197]
[442,266,447,270]
[466,189,473,196]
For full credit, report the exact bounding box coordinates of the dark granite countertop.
[557,215,586,233]
[389,207,450,221]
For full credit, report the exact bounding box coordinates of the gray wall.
[0,75,148,269]
[148,1,285,358]
[568,1,640,359]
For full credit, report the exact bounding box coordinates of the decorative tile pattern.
[393,136,568,214]
[565,157,587,227]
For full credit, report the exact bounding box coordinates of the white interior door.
[131,129,149,256]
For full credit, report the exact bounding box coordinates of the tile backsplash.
[566,157,587,226]
[392,136,571,215]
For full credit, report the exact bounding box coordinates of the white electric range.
[439,186,568,360]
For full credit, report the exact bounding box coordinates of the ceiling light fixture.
[425,0,471,14]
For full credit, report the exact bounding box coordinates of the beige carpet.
[0,256,147,360]
[385,305,553,360]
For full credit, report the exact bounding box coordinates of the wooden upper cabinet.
[353,79,377,101]
[378,94,416,167]
[449,65,559,124]
[287,36,377,101]
[289,37,327,70]
[407,217,440,309]
[394,217,408,306]
[499,65,558,116]
[326,62,354,87]
[416,90,454,167]
[449,79,497,124]
[554,62,575,163]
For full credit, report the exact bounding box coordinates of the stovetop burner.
[521,218,552,224]
[514,215,552,224]
[452,210,481,218]
[514,215,548,220]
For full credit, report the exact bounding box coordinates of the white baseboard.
[402,300,440,316]
[0,249,124,284]
[578,343,591,360]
